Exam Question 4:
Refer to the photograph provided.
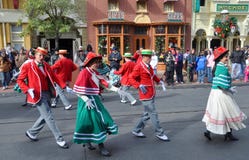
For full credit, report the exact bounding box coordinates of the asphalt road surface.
[1,85,249,160]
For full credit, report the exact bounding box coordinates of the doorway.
[50,39,74,59]
[134,36,149,51]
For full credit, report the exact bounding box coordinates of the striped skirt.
[73,95,118,144]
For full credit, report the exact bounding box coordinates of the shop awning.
[0,9,28,23]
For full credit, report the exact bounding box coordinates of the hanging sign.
[108,11,124,20]
[167,12,183,22]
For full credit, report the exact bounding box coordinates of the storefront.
[93,12,189,59]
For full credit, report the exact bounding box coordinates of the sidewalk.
[1,79,249,97]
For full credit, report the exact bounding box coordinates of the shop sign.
[108,11,124,20]
[167,12,183,22]
[216,4,249,12]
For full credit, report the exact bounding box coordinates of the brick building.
[87,0,192,59]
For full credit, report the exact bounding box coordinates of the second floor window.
[164,2,174,12]
[137,1,147,13]
[108,0,119,11]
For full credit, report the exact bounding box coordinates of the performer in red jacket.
[114,52,137,105]
[17,47,69,149]
[51,49,78,109]
[129,49,169,141]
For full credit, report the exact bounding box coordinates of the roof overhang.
[0,9,28,23]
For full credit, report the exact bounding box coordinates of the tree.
[20,0,75,49]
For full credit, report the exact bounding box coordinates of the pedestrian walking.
[129,49,169,141]
[202,46,247,141]
[51,49,78,110]
[73,52,121,157]
[17,47,69,149]
[114,52,137,105]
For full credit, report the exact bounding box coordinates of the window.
[108,0,119,11]
[200,0,205,6]
[134,27,147,35]
[164,2,174,12]
[11,24,23,51]
[137,1,147,13]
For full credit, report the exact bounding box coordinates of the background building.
[192,0,249,53]
[87,0,192,57]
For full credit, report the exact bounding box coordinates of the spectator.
[163,50,175,86]
[229,45,244,80]
[174,48,184,83]
[150,50,158,75]
[196,50,207,83]
[186,48,197,83]
[108,47,122,70]
[0,50,11,90]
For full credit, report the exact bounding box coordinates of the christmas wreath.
[213,16,238,39]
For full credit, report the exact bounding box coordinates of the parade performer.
[73,52,121,157]
[51,49,78,110]
[114,52,137,105]
[129,49,169,141]
[17,47,69,149]
[202,46,247,141]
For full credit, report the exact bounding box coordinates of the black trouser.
[175,66,183,82]
[165,70,174,85]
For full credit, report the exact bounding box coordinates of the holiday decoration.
[213,16,238,39]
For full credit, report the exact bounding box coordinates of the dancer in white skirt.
[202,46,247,141]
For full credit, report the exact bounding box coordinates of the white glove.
[27,88,34,99]
[229,86,238,94]
[159,81,166,92]
[108,85,119,92]
[80,95,95,110]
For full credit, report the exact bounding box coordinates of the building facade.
[0,0,87,63]
[192,0,249,53]
[0,0,31,51]
[87,0,192,58]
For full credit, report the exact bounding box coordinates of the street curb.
[1,82,248,97]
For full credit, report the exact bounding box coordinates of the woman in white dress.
[202,46,247,141]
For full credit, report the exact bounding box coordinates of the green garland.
[213,16,238,39]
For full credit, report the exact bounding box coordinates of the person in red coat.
[114,53,137,105]
[133,47,143,63]
[17,47,69,149]
[51,49,78,109]
[129,49,169,141]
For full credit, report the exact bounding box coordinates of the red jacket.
[73,67,109,95]
[17,60,65,104]
[133,51,142,64]
[129,61,160,100]
[114,60,136,86]
[51,57,77,86]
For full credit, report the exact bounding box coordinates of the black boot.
[224,132,239,141]
[204,130,212,141]
[98,143,111,157]
[86,143,96,150]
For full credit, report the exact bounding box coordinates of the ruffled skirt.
[202,89,247,135]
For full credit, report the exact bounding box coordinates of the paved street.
[1,84,249,160]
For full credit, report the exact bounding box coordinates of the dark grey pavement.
[1,83,249,160]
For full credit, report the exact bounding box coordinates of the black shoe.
[98,143,111,157]
[84,143,96,150]
[204,131,212,141]
[224,132,239,141]
[22,103,27,107]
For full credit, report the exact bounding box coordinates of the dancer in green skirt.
[73,52,120,157]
